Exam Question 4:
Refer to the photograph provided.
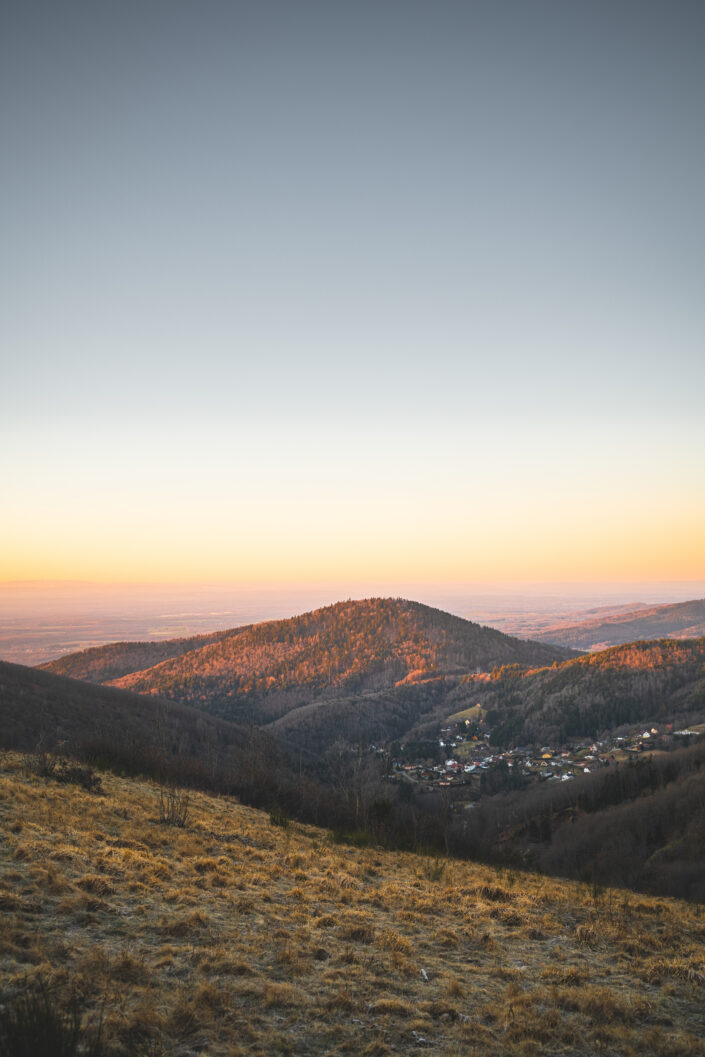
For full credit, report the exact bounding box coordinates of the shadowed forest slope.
[457,738,705,902]
[0,661,320,821]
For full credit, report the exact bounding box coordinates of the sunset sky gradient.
[3,1,704,588]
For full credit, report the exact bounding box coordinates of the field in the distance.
[1,753,704,1057]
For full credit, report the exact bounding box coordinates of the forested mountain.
[268,679,453,754]
[40,628,234,683]
[534,597,705,651]
[42,599,572,730]
[443,638,705,745]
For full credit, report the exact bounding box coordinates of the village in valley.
[384,714,704,809]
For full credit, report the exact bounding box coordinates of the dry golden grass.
[1,751,704,1056]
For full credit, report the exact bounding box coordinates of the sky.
[2,0,704,589]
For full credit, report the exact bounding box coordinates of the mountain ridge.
[38,627,236,683]
[534,597,705,651]
[438,636,705,746]
[42,598,574,730]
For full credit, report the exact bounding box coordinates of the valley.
[4,598,705,903]
[2,594,705,1054]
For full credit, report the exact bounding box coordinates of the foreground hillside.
[0,660,282,796]
[42,598,572,735]
[1,753,704,1057]
[0,661,361,835]
[1,659,246,760]
[535,598,705,651]
[443,638,705,745]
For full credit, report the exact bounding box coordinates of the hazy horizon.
[3,576,704,667]
[4,576,705,596]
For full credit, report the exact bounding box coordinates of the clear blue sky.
[2,1,704,584]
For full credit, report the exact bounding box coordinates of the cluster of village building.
[388,720,700,797]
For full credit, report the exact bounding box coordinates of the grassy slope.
[535,599,705,651]
[2,752,705,1057]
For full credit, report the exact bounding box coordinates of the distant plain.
[3,581,704,666]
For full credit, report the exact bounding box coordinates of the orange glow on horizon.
[5,417,703,589]
[2,509,703,587]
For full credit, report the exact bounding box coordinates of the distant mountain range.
[42,598,572,734]
[532,598,705,651]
